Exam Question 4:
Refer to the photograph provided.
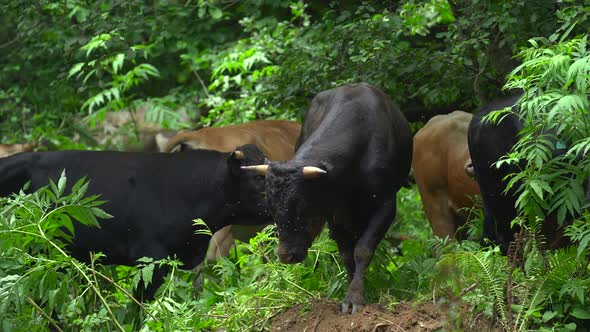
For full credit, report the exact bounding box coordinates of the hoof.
[352,303,363,314]
[341,302,350,313]
[341,301,364,314]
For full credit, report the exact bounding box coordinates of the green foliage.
[438,244,590,331]
[439,247,509,327]
[500,34,590,246]
[0,0,570,143]
[3,0,590,331]
[0,180,434,331]
[0,172,119,331]
[71,30,160,115]
[460,18,590,330]
[564,217,590,258]
[194,226,343,330]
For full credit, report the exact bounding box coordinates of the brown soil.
[270,299,501,332]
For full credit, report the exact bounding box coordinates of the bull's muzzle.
[277,242,308,263]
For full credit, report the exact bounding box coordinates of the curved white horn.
[241,165,269,176]
[302,166,327,179]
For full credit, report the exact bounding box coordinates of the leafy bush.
[502,36,590,228]
[438,24,590,332]
[0,172,118,331]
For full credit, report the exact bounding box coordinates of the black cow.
[243,83,413,313]
[0,145,269,299]
[467,94,571,252]
[468,95,523,251]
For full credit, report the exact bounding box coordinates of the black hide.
[468,94,573,253]
[264,83,412,313]
[0,144,269,299]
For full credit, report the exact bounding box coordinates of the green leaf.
[141,264,154,287]
[112,53,125,74]
[209,6,222,19]
[68,62,85,79]
[577,233,590,258]
[570,306,590,320]
[511,304,523,313]
[65,206,100,228]
[57,170,67,196]
[137,257,153,264]
[91,207,112,220]
[48,289,59,312]
[193,218,212,236]
[529,180,544,200]
[542,310,557,322]
[58,215,75,238]
[557,206,567,225]
[132,270,141,290]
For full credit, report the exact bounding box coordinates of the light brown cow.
[0,142,35,158]
[156,120,303,261]
[412,111,480,239]
[158,120,300,160]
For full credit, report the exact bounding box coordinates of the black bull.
[468,95,577,252]
[0,145,270,299]
[243,83,413,313]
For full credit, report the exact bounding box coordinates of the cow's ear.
[227,149,246,166]
[227,149,246,176]
[230,150,245,161]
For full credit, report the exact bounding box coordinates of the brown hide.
[160,120,301,160]
[158,120,303,261]
[140,130,180,152]
[0,143,35,158]
[412,111,480,239]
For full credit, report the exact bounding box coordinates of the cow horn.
[241,165,269,175]
[302,166,327,179]
[233,150,245,160]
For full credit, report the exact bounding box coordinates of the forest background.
[2,1,590,331]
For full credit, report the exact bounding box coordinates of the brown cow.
[0,143,35,158]
[412,111,480,239]
[156,120,304,261]
[157,120,300,160]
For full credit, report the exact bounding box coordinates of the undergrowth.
[1,176,589,331]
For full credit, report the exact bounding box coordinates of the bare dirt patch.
[270,299,501,332]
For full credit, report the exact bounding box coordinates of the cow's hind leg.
[343,197,396,314]
[420,188,456,238]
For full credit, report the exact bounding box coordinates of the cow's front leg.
[331,208,357,282]
[343,197,396,314]
[331,206,358,313]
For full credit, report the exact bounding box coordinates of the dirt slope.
[270,299,501,332]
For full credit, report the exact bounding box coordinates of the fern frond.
[438,249,509,328]
[515,246,581,331]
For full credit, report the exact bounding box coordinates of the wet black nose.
[279,250,307,264]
